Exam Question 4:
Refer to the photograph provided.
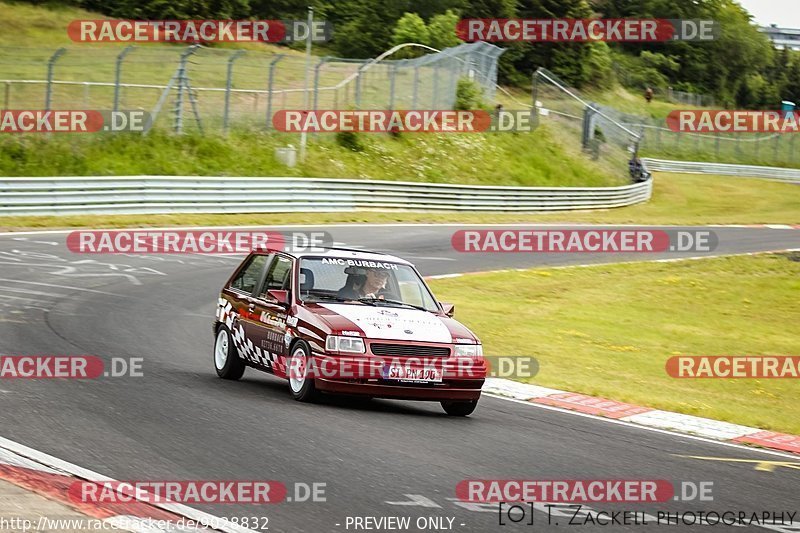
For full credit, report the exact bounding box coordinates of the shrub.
[336,130,365,152]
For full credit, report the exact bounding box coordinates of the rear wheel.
[214,325,245,380]
[441,399,478,416]
[288,342,319,402]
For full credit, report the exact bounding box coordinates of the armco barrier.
[642,158,800,183]
[0,176,653,216]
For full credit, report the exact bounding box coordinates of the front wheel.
[214,325,245,380]
[441,399,478,416]
[288,342,319,402]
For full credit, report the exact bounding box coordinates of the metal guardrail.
[0,176,653,216]
[642,158,800,183]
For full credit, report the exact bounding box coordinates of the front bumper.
[315,377,484,401]
[309,353,486,401]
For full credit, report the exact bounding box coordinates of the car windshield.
[298,257,439,312]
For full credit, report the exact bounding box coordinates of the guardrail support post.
[265,54,285,130]
[113,46,134,114]
[223,50,246,135]
[45,48,66,111]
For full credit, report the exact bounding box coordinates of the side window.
[230,255,268,294]
[259,256,293,298]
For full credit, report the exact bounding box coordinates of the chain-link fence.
[531,68,642,180]
[0,41,503,134]
[632,119,799,167]
[532,68,798,168]
[660,86,715,107]
[612,63,715,107]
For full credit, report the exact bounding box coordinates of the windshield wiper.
[357,297,428,312]
[306,294,348,303]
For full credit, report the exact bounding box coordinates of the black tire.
[441,399,478,416]
[288,341,319,402]
[213,325,245,380]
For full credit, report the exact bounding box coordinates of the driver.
[338,267,390,300]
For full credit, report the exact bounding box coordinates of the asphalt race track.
[1,224,799,532]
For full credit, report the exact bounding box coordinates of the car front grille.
[370,343,451,358]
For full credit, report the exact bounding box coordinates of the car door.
[242,254,294,374]
[223,252,271,365]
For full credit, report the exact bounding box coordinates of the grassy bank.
[0,124,625,186]
[428,253,800,434]
[1,173,797,231]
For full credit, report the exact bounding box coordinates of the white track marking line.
[1,223,798,237]
[0,286,68,298]
[422,248,799,279]
[11,237,59,245]
[0,294,44,303]
[0,278,121,296]
[484,394,800,460]
[0,436,257,533]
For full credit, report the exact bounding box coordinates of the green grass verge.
[0,124,625,186]
[427,253,800,434]
[1,173,797,231]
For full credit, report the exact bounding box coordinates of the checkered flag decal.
[217,298,286,374]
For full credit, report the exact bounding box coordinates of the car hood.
[317,303,459,343]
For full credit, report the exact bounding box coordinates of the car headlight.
[326,335,366,354]
[454,344,483,357]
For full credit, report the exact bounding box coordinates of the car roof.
[275,247,414,266]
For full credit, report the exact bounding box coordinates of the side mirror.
[441,302,455,317]
[267,289,290,307]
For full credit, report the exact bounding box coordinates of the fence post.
[312,57,328,111]
[388,63,397,110]
[223,49,246,134]
[113,46,134,113]
[45,47,66,111]
[773,134,780,161]
[173,44,199,135]
[431,64,440,108]
[412,65,419,108]
[447,61,458,109]
[4,81,10,109]
[582,103,599,151]
[354,64,365,108]
[265,54,285,130]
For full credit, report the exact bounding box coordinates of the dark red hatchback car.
[212,248,486,415]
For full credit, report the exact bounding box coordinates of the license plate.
[382,363,443,383]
